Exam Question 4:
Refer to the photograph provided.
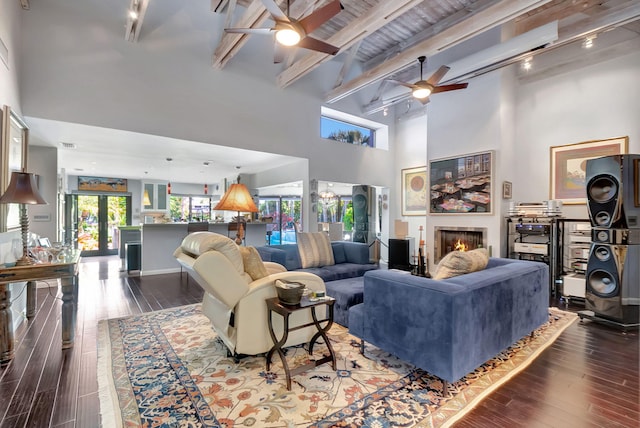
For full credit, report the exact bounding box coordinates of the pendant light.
[166,157,173,194]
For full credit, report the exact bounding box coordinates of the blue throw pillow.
[331,242,347,264]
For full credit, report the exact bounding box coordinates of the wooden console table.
[0,250,81,365]
[265,296,336,390]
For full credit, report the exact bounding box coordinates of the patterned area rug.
[98,306,577,428]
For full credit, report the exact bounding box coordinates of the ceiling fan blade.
[262,0,289,22]
[432,83,469,93]
[387,79,416,90]
[299,0,343,34]
[297,36,339,55]
[426,66,450,85]
[224,28,274,35]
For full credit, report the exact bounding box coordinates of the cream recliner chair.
[174,231,326,357]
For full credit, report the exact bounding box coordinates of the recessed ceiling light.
[582,35,596,49]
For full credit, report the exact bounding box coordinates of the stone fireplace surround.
[434,226,488,264]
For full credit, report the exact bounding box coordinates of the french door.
[65,194,131,256]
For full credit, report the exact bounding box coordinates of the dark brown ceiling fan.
[224,0,343,62]
[388,56,468,104]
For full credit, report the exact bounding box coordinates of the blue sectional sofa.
[256,241,378,282]
[256,241,378,326]
[349,257,549,385]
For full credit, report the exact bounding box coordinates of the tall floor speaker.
[352,185,375,243]
[585,243,639,323]
[585,154,640,229]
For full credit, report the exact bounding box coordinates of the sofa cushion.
[297,232,335,268]
[434,248,489,280]
[331,242,347,264]
[238,246,269,281]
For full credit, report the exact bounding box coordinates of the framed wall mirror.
[1,105,30,232]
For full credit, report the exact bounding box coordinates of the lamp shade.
[0,172,47,205]
[214,183,258,213]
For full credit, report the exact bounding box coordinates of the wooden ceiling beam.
[276,0,426,89]
[212,0,325,70]
[212,0,251,13]
[515,0,615,35]
[363,0,498,71]
[125,0,150,43]
[324,0,553,104]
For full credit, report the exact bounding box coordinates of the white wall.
[18,1,395,194]
[426,70,509,265]
[0,0,22,112]
[28,146,58,240]
[515,51,640,219]
[395,50,640,268]
[394,113,428,251]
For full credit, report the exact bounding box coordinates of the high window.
[320,106,389,150]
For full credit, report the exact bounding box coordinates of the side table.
[265,296,336,390]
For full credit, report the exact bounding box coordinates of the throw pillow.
[238,246,269,281]
[297,232,335,268]
[434,247,489,280]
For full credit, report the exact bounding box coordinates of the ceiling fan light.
[276,28,301,46]
[412,87,431,99]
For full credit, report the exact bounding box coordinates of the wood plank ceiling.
[211,0,639,108]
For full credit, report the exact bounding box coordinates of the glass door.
[68,194,131,256]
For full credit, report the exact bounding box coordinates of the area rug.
[97,305,577,428]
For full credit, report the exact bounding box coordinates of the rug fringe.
[97,319,124,428]
[418,308,579,428]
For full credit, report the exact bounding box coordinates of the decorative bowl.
[274,280,306,305]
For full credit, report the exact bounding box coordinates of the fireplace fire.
[434,226,487,263]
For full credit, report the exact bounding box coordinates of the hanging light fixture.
[166,157,173,194]
[143,189,151,206]
[204,183,208,195]
[319,183,336,204]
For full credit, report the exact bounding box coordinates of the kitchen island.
[140,222,268,276]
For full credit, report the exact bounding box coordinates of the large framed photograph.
[429,151,493,214]
[401,166,427,216]
[550,136,628,204]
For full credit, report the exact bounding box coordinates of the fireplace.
[434,226,488,263]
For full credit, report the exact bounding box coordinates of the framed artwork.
[429,151,493,214]
[1,105,29,231]
[503,181,512,199]
[550,136,628,204]
[401,166,427,216]
[78,176,128,192]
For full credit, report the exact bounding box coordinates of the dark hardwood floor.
[0,256,637,427]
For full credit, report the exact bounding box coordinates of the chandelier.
[319,186,336,204]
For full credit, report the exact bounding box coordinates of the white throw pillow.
[297,232,335,268]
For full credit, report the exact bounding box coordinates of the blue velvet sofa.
[348,257,549,385]
[256,241,378,282]
[256,241,378,326]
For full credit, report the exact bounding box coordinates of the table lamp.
[0,171,48,265]
[214,178,258,245]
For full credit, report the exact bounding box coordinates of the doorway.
[65,194,131,256]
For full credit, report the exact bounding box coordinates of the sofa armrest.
[256,246,287,265]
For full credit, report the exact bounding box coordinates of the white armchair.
[174,232,326,357]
